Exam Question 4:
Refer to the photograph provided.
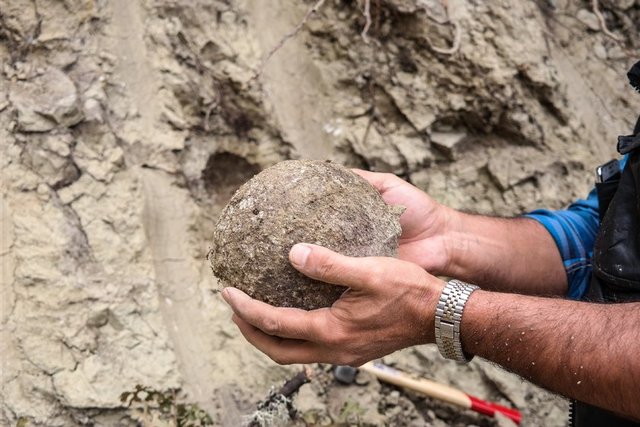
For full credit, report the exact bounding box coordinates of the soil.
[1,0,638,426]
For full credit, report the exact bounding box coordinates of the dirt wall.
[1,0,638,426]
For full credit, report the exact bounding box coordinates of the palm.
[354,170,448,273]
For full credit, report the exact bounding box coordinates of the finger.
[222,287,324,340]
[232,314,329,365]
[289,244,384,290]
[351,169,399,194]
[352,169,411,210]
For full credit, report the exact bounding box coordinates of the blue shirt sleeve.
[524,190,599,299]
[524,156,628,299]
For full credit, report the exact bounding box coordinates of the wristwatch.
[435,279,479,363]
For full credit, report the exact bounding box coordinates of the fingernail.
[221,287,238,303]
[290,244,312,267]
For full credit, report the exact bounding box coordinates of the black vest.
[571,60,640,427]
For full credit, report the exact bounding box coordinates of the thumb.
[289,243,380,290]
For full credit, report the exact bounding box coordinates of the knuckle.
[269,353,291,365]
[365,262,387,286]
[324,330,344,347]
[315,253,339,279]
[261,316,281,336]
[310,315,328,340]
[318,318,346,347]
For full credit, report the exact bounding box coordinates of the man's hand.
[222,243,445,366]
[354,169,567,294]
[352,169,452,275]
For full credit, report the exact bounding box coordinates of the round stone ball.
[209,160,404,310]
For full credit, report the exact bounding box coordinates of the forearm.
[462,290,640,420]
[442,209,567,295]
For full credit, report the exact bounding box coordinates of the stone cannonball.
[209,160,404,310]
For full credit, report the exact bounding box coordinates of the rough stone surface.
[210,160,403,310]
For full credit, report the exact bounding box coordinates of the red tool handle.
[469,395,522,425]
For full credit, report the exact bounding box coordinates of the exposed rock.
[326,375,386,426]
[576,9,600,31]
[430,131,468,160]
[73,132,124,183]
[487,147,549,191]
[348,118,409,173]
[18,133,80,189]
[9,68,83,132]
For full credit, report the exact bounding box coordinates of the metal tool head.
[333,365,357,384]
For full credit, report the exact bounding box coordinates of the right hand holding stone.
[221,243,445,366]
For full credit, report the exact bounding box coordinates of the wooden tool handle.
[360,362,522,425]
[360,362,469,407]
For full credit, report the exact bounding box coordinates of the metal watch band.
[435,279,479,364]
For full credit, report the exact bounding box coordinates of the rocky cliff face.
[1,0,638,426]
